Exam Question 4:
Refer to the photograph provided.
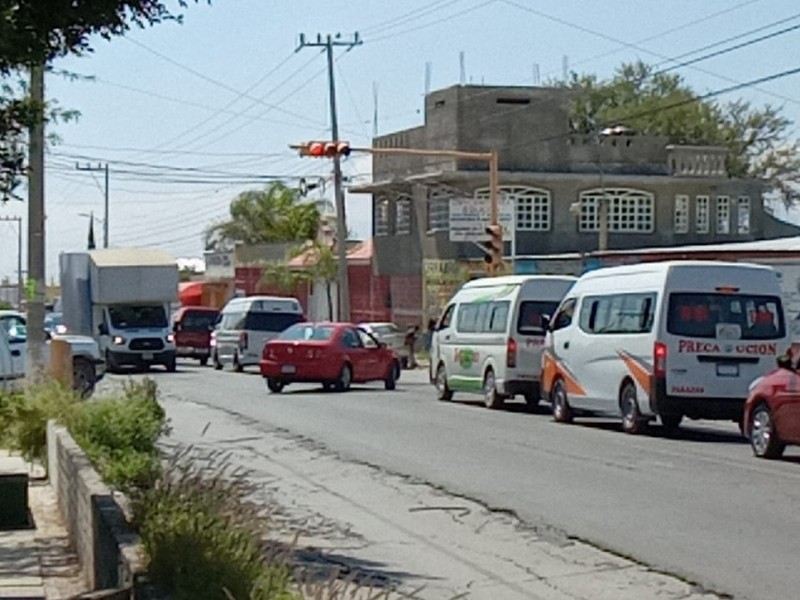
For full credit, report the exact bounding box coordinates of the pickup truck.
[0,310,105,397]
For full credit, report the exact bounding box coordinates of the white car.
[0,310,105,397]
[358,322,411,367]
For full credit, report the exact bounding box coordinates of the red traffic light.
[295,141,351,158]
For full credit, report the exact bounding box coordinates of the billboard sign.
[448,195,515,242]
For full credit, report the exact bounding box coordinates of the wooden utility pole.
[296,33,362,321]
[27,63,46,377]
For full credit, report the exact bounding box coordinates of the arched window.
[578,188,654,233]
[474,186,551,231]
[395,194,412,235]
[375,197,390,236]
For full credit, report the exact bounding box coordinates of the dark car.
[260,322,401,393]
[743,350,800,459]
[172,306,220,366]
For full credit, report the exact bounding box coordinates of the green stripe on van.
[472,284,517,303]
[448,376,484,392]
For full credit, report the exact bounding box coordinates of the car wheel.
[483,369,504,410]
[660,413,683,434]
[213,350,223,371]
[394,360,402,382]
[323,382,335,392]
[384,364,397,391]
[749,403,786,459]
[233,352,244,373]
[266,378,284,394]
[335,364,352,392]
[435,363,453,401]
[551,379,573,424]
[199,357,209,367]
[72,358,96,398]
[401,356,409,369]
[620,382,647,435]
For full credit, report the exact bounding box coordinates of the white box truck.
[60,248,179,373]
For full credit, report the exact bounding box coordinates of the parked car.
[743,351,800,459]
[260,322,401,393]
[358,322,410,367]
[44,312,67,335]
[172,306,219,366]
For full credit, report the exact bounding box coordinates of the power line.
[369,0,497,43]
[360,0,468,35]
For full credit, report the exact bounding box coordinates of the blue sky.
[2,0,800,282]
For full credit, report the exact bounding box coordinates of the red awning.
[179,281,204,306]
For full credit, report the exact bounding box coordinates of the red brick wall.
[350,264,391,323]
[389,274,423,328]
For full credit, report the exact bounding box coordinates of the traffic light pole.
[296,33,362,321]
[350,146,502,274]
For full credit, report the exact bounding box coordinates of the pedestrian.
[405,324,419,369]
[424,318,436,352]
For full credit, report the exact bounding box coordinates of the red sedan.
[743,352,800,459]
[260,322,401,393]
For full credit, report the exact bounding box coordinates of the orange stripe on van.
[617,351,652,392]
[542,350,587,397]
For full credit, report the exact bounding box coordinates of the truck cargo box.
[88,248,179,305]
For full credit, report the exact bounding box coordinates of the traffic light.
[482,224,503,274]
[295,141,351,158]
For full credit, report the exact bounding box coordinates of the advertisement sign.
[204,251,234,279]
[448,195,515,242]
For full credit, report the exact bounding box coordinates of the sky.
[2,0,800,283]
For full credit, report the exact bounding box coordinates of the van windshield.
[667,293,785,340]
[244,312,303,333]
[517,301,560,335]
[109,305,168,329]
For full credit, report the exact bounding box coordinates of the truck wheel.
[199,357,209,367]
[72,358,96,398]
[165,356,177,373]
[213,351,222,371]
[104,350,118,374]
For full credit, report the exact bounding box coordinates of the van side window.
[438,304,455,330]
[517,301,561,336]
[487,301,511,333]
[457,303,481,333]
[551,298,576,332]
[579,293,657,334]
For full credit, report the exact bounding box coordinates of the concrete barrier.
[46,421,145,596]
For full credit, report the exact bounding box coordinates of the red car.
[260,322,401,393]
[172,306,220,366]
[743,352,800,459]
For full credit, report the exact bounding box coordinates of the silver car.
[358,322,410,367]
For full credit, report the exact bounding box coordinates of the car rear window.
[181,311,219,330]
[279,324,335,341]
[667,293,785,340]
[244,312,303,333]
[517,301,560,335]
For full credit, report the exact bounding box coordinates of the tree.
[563,61,800,206]
[1,0,207,202]
[204,183,321,251]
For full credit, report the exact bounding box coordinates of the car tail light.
[654,341,667,378]
[239,332,248,350]
[507,337,517,368]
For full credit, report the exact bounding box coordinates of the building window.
[738,196,751,234]
[375,198,389,237]
[674,195,689,234]
[578,188,654,233]
[716,195,730,234]
[696,195,709,233]
[427,190,449,232]
[396,195,411,235]
[474,186,552,231]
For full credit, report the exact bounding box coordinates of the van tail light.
[507,337,518,368]
[239,332,248,350]
[654,341,667,378]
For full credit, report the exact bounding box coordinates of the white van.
[541,261,789,434]
[212,296,304,371]
[430,275,577,409]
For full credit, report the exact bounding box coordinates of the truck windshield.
[109,306,168,329]
[667,293,785,340]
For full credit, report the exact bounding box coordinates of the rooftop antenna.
[372,81,379,138]
[459,51,466,85]
[533,63,540,86]
[424,61,432,96]
[562,55,569,82]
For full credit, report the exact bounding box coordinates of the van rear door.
[663,291,786,400]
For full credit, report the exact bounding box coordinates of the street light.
[596,124,635,252]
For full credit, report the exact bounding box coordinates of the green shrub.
[68,378,169,491]
[135,455,297,600]
[0,381,79,462]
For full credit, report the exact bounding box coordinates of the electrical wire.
[369,0,497,43]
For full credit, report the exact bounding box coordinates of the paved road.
[135,362,800,600]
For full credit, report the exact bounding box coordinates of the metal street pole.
[27,63,46,378]
[75,162,110,248]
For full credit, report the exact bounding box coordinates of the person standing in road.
[405,324,419,369]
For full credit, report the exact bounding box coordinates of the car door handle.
[444,335,451,341]
[11,350,21,357]
[562,341,570,349]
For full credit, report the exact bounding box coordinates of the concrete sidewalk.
[0,453,87,600]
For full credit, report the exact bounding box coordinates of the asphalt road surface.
[132,362,800,600]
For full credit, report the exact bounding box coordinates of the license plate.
[281,365,296,374]
[717,363,739,377]
[142,352,154,361]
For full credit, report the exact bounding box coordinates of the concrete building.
[351,84,800,322]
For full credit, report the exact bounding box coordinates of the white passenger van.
[430,275,577,409]
[212,296,304,372]
[541,261,789,433]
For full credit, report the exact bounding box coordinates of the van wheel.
[524,385,540,410]
[266,378,284,394]
[233,352,244,373]
[660,413,683,433]
[435,364,453,401]
[551,379,573,424]
[620,382,647,435]
[483,369,504,410]
[749,403,785,459]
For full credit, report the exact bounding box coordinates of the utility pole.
[296,32,362,322]
[75,162,109,248]
[0,216,23,309]
[27,62,46,377]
